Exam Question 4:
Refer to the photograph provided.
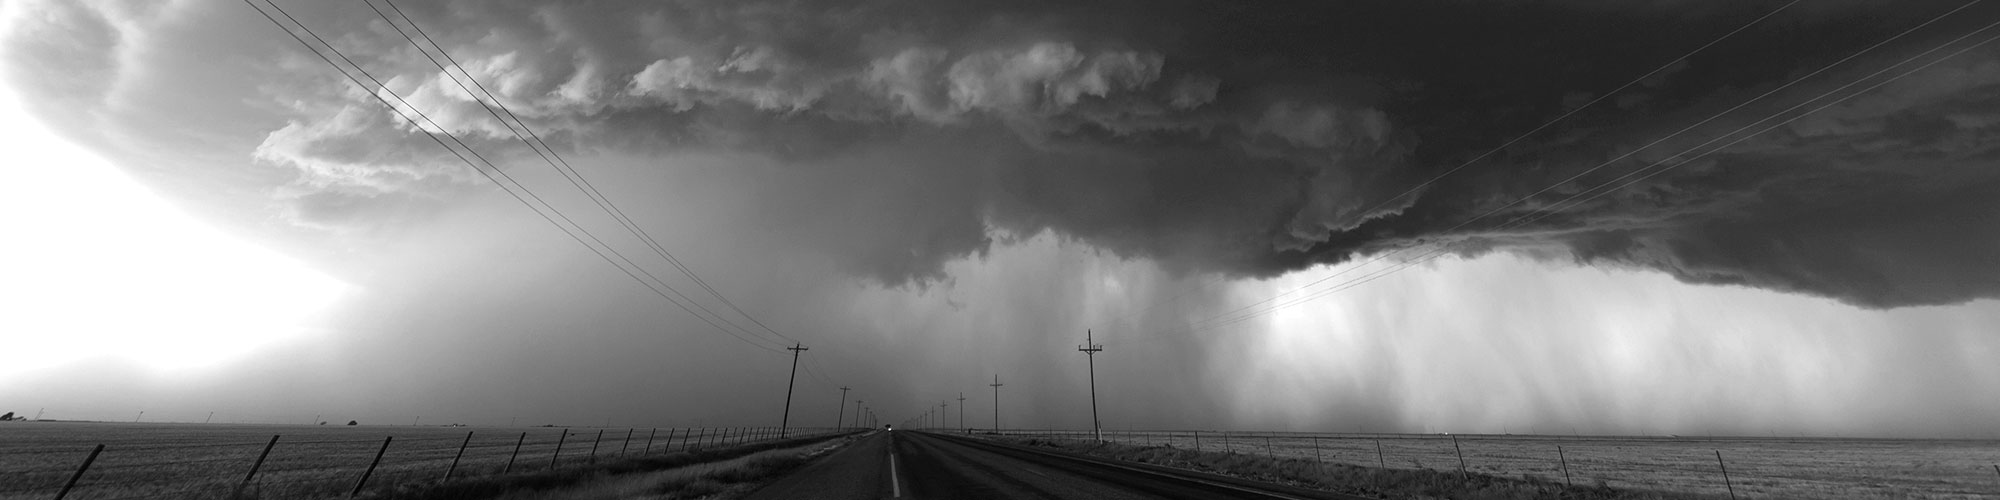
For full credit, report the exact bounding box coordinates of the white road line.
[889,451,902,497]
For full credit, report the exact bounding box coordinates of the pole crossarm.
[990,374,1004,432]
[780,344,808,438]
[1078,329,1105,441]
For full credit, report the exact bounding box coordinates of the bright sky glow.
[0,88,352,374]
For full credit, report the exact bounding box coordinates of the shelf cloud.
[10,0,2000,307]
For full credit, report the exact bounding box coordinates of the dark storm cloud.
[11,0,2000,306]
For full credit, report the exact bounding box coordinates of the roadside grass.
[2,423,849,500]
[357,433,858,500]
[474,434,855,500]
[1001,437,1725,500]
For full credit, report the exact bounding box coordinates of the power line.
[243,0,786,353]
[360,0,799,349]
[1190,0,1978,332]
[1505,16,2000,232]
[1182,4,1997,333]
[1344,0,1803,225]
[1095,0,1804,334]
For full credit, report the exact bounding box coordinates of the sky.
[2,0,1999,437]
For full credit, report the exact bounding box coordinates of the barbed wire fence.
[0,425,856,500]
[978,429,2000,498]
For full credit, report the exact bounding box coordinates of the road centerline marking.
[889,450,902,497]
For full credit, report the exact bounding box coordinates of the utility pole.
[989,375,1004,432]
[854,400,864,430]
[941,401,949,430]
[835,387,851,429]
[780,343,808,438]
[1078,329,1104,442]
[957,393,966,431]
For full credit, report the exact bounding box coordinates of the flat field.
[0,421,783,500]
[1015,430,2000,499]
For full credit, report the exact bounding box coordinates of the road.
[744,431,1367,500]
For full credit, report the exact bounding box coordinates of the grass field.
[7,422,1995,499]
[0,421,830,499]
[995,430,2000,499]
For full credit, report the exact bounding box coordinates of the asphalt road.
[744,431,1367,500]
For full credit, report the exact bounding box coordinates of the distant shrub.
[348,420,359,426]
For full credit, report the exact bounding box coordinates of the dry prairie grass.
[990,431,2000,499]
[0,422,843,500]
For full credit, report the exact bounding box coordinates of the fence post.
[53,444,104,500]
[229,434,281,498]
[645,428,657,454]
[1451,434,1467,479]
[505,432,525,473]
[349,436,392,497]
[1375,438,1385,468]
[1312,437,1322,467]
[589,429,603,463]
[551,429,569,469]
[241,435,280,485]
[621,428,634,456]
[721,428,731,447]
[1716,450,1737,500]
[1557,445,1572,487]
[1193,431,1200,452]
[1223,431,1232,454]
[1265,436,1275,460]
[443,431,472,482]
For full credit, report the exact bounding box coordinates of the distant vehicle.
[885,424,893,431]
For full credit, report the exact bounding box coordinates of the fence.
[980,429,2000,499]
[0,424,852,500]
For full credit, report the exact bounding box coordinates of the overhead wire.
[1342,0,1804,225]
[364,0,802,347]
[357,0,780,346]
[1094,0,1805,334]
[243,0,785,352]
[1503,16,2000,232]
[1181,3,1997,333]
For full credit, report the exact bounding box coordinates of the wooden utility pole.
[836,387,851,429]
[1078,329,1105,441]
[990,375,1004,432]
[957,393,966,431]
[780,344,808,438]
[854,400,864,430]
